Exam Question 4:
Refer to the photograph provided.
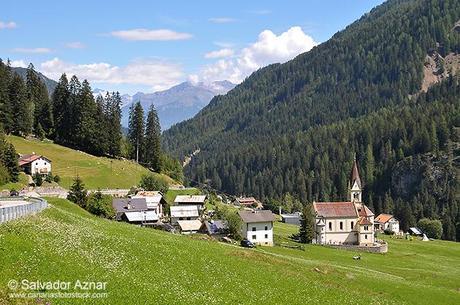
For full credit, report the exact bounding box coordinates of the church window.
[328,222,332,230]
[351,221,354,229]
[365,234,368,239]
[339,222,343,230]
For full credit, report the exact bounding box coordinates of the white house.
[313,158,375,246]
[112,198,159,224]
[170,205,200,225]
[131,191,166,218]
[18,154,52,175]
[375,214,400,233]
[238,210,275,246]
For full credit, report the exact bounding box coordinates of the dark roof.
[357,205,374,217]
[350,157,362,188]
[313,202,358,218]
[204,220,229,235]
[238,210,275,223]
[112,198,147,213]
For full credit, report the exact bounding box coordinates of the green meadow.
[4,136,174,190]
[0,198,459,304]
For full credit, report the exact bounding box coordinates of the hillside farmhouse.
[131,191,166,217]
[18,154,52,175]
[375,214,400,233]
[112,198,159,224]
[313,158,375,246]
[170,205,200,225]
[234,197,263,209]
[239,210,275,246]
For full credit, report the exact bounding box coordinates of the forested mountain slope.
[163,0,460,240]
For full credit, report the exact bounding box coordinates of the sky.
[1,0,385,94]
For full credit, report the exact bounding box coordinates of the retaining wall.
[0,197,48,224]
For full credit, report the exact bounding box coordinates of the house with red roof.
[313,157,375,246]
[375,214,400,233]
[18,153,52,176]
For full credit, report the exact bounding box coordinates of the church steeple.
[349,155,362,202]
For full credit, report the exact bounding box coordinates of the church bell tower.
[349,156,362,203]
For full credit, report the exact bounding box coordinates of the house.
[234,197,263,209]
[313,158,375,246]
[174,195,207,210]
[201,220,229,237]
[177,219,203,234]
[112,198,160,224]
[239,210,275,246]
[170,205,200,225]
[375,214,400,233]
[281,212,301,225]
[18,154,52,175]
[131,191,166,217]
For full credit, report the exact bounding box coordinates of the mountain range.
[119,80,235,130]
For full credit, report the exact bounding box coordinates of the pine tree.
[144,104,162,172]
[73,79,96,151]
[128,101,145,162]
[0,59,13,133]
[106,92,122,157]
[299,203,315,243]
[9,73,31,135]
[67,176,88,208]
[52,74,70,143]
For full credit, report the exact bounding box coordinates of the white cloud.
[12,47,52,54]
[110,28,192,41]
[209,17,236,24]
[194,26,317,84]
[0,21,16,29]
[65,42,85,49]
[10,60,27,68]
[205,48,234,59]
[39,57,184,92]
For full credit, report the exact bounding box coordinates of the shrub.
[45,173,53,183]
[86,191,115,218]
[33,173,43,186]
[418,218,443,239]
[67,176,87,208]
[139,174,169,193]
[53,175,61,183]
[215,203,242,239]
[384,229,395,235]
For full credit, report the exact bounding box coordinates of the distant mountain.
[12,67,58,96]
[120,80,235,130]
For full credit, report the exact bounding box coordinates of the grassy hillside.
[6,136,173,189]
[0,198,459,304]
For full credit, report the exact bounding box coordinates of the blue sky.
[1,0,384,94]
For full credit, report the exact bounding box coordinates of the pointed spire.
[350,155,362,189]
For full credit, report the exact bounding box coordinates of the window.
[328,222,332,230]
[264,234,268,239]
[351,221,354,229]
[364,225,368,230]
[265,225,268,230]
[252,227,256,231]
[339,222,343,230]
[252,235,256,240]
[365,234,368,240]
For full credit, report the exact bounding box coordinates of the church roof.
[358,217,372,225]
[313,202,358,218]
[350,157,362,188]
[357,205,374,217]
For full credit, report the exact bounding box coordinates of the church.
[313,158,375,246]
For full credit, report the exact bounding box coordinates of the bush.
[53,175,61,183]
[384,229,395,235]
[86,191,115,218]
[67,176,87,208]
[215,203,242,239]
[139,174,169,193]
[45,173,53,183]
[418,218,443,239]
[33,173,43,186]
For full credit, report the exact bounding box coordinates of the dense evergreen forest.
[163,0,460,240]
[0,60,181,183]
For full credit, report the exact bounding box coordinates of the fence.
[0,197,48,224]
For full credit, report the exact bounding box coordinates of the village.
[0,152,433,252]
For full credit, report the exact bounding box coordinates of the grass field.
[0,198,459,304]
[4,136,174,190]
